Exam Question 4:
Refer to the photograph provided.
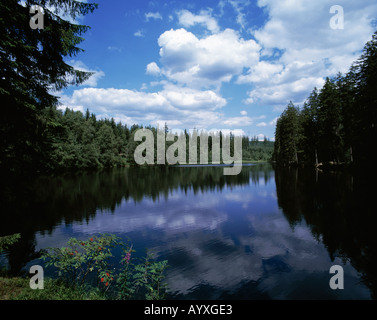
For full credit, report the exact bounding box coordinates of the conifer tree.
[0,0,98,174]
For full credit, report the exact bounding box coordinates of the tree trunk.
[315,148,318,167]
[350,146,353,163]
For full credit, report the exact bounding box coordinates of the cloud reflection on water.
[32,165,372,299]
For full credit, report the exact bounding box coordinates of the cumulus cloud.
[137,2,377,125]
[241,0,377,109]
[146,62,161,75]
[157,27,260,88]
[245,76,325,110]
[59,84,227,129]
[237,61,283,84]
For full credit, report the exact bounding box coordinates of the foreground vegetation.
[0,233,168,300]
[0,277,107,300]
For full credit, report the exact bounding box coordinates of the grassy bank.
[0,277,106,300]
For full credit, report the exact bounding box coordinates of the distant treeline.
[273,31,377,168]
[9,107,273,173]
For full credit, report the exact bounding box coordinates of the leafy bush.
[0,233,21,253]
[41,233,168,300]
[117,246,168,300]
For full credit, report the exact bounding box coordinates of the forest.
[273,31,377,169]
[20,107,274,172]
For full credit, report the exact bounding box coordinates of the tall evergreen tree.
[350,31,377,164]
[317,77,343,163]
[336,71,357,163]
[0,0,98,174]
[273,101,301,165]
[300,88,320,165]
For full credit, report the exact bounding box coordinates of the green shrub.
[41,233,168,300]
[0,233,21,253]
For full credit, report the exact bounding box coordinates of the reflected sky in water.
[26,165,372,300]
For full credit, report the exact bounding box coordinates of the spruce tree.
[317,78,343,163]
[351,31,377,164]
[0,0,98,174]
[274,101,301,165]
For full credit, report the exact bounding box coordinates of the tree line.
[273,31,377,168]
[37,107,274,172]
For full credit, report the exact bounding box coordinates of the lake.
[1,163,376,299]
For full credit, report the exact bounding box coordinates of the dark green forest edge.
[273,32,377,170]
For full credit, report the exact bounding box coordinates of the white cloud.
[245,76,325,110]
[240,110,247,116]
[58,99,85,114]
[223,116,253,127]
[256,122,267,127]
[177,9,220,33]
[254,0,376,58]
[161,84,226,110]
[222,114,267,127]
[242,0,377,109]
[146,62,161,75]
[157,28,260,89]
[145,11,163,21]
[58,84,227,129]
[237,61,283,84]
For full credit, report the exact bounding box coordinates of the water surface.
[1,164,375,299]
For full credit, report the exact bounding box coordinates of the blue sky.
[57,0,377,140]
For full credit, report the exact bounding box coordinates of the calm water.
[1,163,376,299]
